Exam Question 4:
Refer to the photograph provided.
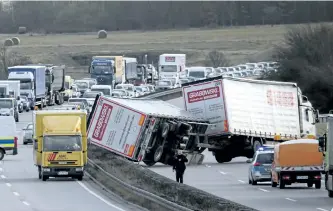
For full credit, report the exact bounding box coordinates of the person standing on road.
[173,151,188,184]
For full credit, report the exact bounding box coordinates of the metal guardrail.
[87,159,193,211]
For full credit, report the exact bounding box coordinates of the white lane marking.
[77,181,127,211]
[258,188,269,192]
[316,208,328,211]
[205,164,211,168]
[285,198,296,202]
[238,180,245,183]
[22,201,30,206]
[0,167,2,171]
[5,183,11,187]
[13,192,20,196]
[219,171,226,175]
[0,175,6,179]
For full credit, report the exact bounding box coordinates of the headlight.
[43,168,50,172]
[76,167,83,171]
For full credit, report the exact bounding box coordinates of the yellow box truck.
[33,110,87,181]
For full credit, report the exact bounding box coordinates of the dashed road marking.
[5,183,11,187]
[316,208,328,211]
[205,164,211,168]
[258,188,269,192]
[77,181,127,211]
[13,192,20,196]
[285,198,296,202]
[0,175,6,179]
[0,167,2,171]
[22,201,30,206]
[238,180,245,183]
[219,171,226,175]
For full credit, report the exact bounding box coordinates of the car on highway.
[115,84,136,97]
[20,96,30,112]
[155,79,174,91]
[111,89,130,98]
[68,98,89,108]
[82,91,103,107]
[247,149,274,185]
[134,86,150,96]
[23,123,33,145]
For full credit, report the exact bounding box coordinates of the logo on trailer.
[92,103,113,141]
[187,86,220,103]
[165,56,175,62]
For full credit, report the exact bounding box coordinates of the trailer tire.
[214,151,232,163]
[153,146,164,162]
[279,176,285,189]
[307,182,313,187]
[176,122,192,136]
[315,181,321,189]
[143,160,156,167]
[253,139,262,153]
[271,176,277,187]
[329,190,333,198]
[160,123,169,139]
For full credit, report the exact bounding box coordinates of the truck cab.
[33,110,87,181]
[0,116,18,160]
[158,54,186,80]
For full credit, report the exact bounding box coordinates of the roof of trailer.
[102,97,206,121]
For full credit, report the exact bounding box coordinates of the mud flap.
[186,152,205,165]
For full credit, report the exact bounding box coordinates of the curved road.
[1,109,146,211]
[147,97,333,211]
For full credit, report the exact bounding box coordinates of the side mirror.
[246,159,252,163]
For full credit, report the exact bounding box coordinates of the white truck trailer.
[181,76,319,163]
[87,95,208,166]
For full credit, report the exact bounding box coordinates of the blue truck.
[89,58,115,86]
[8,65,46,109]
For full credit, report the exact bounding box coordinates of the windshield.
[0,100,13,108]
[82,92,99,98]
[233,73,241,77]
[135,87,143,92]
[160,65,177,72]
[43,135,82,151]
[20,82,32,90]
[91,65,112,74]
[64,81,70,89]
[74,82,88,89]
[256,153,274,164]
[189,71,205,78]
[157,81,171,86]
[68,99,86,104]
[116,85,133,91]
[91,88,110,96]
[180,79,189,84]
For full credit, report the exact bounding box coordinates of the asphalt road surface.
[1,108,146,211]
[147,97,333,211]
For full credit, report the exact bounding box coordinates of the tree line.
[0,1,333,33]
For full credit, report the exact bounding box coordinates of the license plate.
[58,171,68,175]
[297,176,308,179]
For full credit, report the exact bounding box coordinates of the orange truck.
[271,139,324,189]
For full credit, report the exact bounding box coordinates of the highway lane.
[148,150,333,211]
[0,109,146,211]
[147,96,333,211]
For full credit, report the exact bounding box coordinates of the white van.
[187,67,208,80]
[0,116,18,160]
[90,85,112,97]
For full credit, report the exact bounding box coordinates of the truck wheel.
[271,177,278,187]
[251,174,257,185]
[0,149,5,160]
[15,115,19,123]
[76,175,83,181]
[42,175,48,181]
[279,176,285,189]
[315,181,321,189]
[38,167,41,179]
[328,190,333,198]
[160,123,170,139]
[176,122,191,136]
[214,152,232,163]
[153,146,164,162]
[143,160,156,167]
[307,182,313,187]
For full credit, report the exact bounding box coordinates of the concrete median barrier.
[87,144,258,211]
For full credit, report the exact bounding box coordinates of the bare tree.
[205,50,230,67]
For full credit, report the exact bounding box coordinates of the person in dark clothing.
[173,151,188,183]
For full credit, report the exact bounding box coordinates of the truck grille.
[54,168,71,172]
